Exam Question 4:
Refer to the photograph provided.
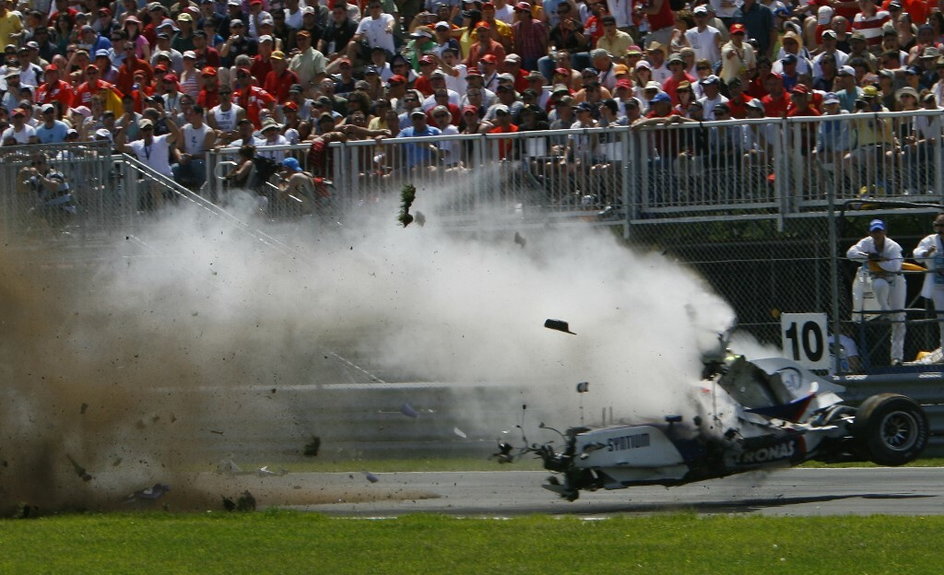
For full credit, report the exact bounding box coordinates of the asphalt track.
[289,467,944,517]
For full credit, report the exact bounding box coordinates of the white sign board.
[780,313,829,370]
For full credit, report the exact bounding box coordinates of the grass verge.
[1,512,940,574]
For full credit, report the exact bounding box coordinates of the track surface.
[281,467,944,516]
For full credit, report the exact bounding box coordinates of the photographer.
[20,152,76,229]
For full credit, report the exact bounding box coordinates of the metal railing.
[199,109,944,235]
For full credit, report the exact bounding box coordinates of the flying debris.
[364,472,379,483]
[303,435,322,457]
[453,427,468,439]
[257,466,288,477]
[398,184,417,227]
[236,491,256,511]
[66,454,93,482]
[414,210,426,227]
[126,483,171,502]
[514,232,526,248]
[576,382,589,393]
[400,402,419,418]
[544,319,576,335]
[216,458,242,475]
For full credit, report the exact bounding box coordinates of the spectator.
[685,5,723,66]
[734,0,775,58]
[191,30,222,70]
[220,19,258,68]
[264,51,300,103]
[208,86,246,140]
[289,30,327,87]
[846,218,906,365]
[465,22,506,67]
[36,65,74,117]
[173,104,216,190]
[349,0,397,62]
[19,152,75,229]
[511,2,547,70]
[116,116,180,208]
[913,214,944,353]
[720,23,756,84]
[396,108,442,171]
[36,102,69,143]
[698,74,729,119]
[3,107,38,145]
[234,66,276,127]
[319,3,358,62]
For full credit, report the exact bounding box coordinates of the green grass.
[1,512,942,574]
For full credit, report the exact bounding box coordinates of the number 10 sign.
[780,313,829,370]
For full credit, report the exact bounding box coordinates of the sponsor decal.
[606,433,651,452]
[738,438,802,464]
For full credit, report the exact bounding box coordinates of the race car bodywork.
[498,343,930,501]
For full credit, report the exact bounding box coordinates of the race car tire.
[851,394,929,466]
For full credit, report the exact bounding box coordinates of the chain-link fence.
[631,208,944,371]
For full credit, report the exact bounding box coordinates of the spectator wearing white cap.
[811,29,849,80]
[36,102,70,143]
[697,74,729,119]
[684,5,723,66]
[835,64,862,112]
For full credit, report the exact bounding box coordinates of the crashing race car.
[495,321,930,501]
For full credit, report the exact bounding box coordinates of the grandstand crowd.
[2,0,944,191]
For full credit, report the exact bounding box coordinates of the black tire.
[851,394,929,466]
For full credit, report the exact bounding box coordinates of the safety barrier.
[200,109,944,235]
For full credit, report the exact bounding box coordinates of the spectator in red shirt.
[662,53,696,105]
[725,77,755,118]
[115,41,154,96]
[250,35,276,84]
[465,22,506,68]
[235,66,277,128]
[263,51,300,103]
[488,104,518,159]
[197,67,223,110]
[36,65,74,118]
[761,73,792,117]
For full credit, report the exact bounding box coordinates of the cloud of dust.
[0,184,739,513]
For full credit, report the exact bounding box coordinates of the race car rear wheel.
[851,394,929,466]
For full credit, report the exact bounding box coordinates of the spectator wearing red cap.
[116,40,155,96]
[413,53,440,96]
[511,2,546,71]
[235,66,276,128]
[732,0,776,58]
[760,73,791,117]
[197,66,222,110]
[720,23,756,84]
[36,65,75,117]
[465,21,506,68]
